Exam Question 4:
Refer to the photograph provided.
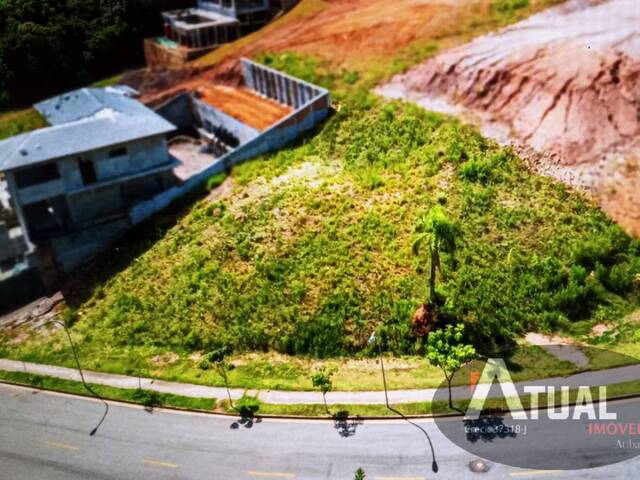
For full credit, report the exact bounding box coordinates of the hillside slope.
[5,1,640,388]
[9,57,640,370]
[378,0,640,235]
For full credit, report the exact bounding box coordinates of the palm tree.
[412,206,457,305]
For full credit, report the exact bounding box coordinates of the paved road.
[3,358,640,405]
[0,383,638,479]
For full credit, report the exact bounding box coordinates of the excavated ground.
[378,0,640,236]
[197,85,293,131]
[123,0,481,106]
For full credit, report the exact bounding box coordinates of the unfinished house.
[0,59,329,297]
[135,58,331,222]
[0,87,177,279]
[145,0,295,67]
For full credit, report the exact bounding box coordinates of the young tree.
[311,366,334,414]
[354,468,366,480]
[412,206,457,305]
[426,323,476,410]
[208,347,234,407]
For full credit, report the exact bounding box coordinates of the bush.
[132,389,162,408]
[605,263,637,294]
[460,158,493,184]
[234,395,261,417]
[206,173,226,191]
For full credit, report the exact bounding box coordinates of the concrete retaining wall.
[129,65,331,225]
[241,58,325,109]
[192,98,260,144]
[156,93,197,131]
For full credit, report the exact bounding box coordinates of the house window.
[108,146,128,158]
[14,163,60,189]
[77,157,97,185]
[22,196,69,237]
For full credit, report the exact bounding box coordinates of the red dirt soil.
[124,0,481,106]
[197,85,293,131]
[378,0,640,236]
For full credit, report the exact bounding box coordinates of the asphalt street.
[0,383,638,480]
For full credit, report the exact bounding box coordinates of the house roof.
[0,88,176,172]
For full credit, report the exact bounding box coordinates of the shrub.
[605,263,637,294]
[206,173,226,191]
[132,389,162,408]
[460,158,493,184]
[234,395,261,417]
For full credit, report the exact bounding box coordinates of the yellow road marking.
[142,459,179,469]
[248,471,295,478]
[510,471,563,477]
[46,441,79,451]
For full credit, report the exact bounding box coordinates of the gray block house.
[0,87,177,275]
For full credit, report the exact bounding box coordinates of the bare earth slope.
[378,0,640,236]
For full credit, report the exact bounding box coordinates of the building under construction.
[0,58,330,295]
[145,0,299,67]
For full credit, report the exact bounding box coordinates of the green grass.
[221,378,640,417]
[5,52,640,386]
[0,370,216,411]
[4,368,640,418]
[0,108,48,141]
[4,2,640,391]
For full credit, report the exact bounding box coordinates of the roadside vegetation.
[0,370,216,411]
[6,368,640,418]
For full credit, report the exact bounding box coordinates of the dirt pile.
[378,0,640,236]
[130,0,485,105]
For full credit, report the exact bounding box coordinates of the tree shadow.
[230,404,262,430]
[333,411,363,438]
[463,414,518,443]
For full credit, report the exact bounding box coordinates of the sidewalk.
[1,358,640,405]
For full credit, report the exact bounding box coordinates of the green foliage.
[491,0,529,14]
[131,388,162,408]
[206,173,226,191]
[311,366,334,395]
[61,307,79,327]
[413,206,458,302]
[256,51,335,90]
[354,468,366,480]
[426,324,476,380]
[15,53,640,367]
[233,394,261,417]
[0,108,47,140]
[0,0,191,107]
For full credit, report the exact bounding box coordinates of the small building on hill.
[145,0,298,68]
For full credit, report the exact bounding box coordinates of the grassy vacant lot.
[4,49,640,391]
[3,0,640,391]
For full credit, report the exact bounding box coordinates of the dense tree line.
[0,0,193,107]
